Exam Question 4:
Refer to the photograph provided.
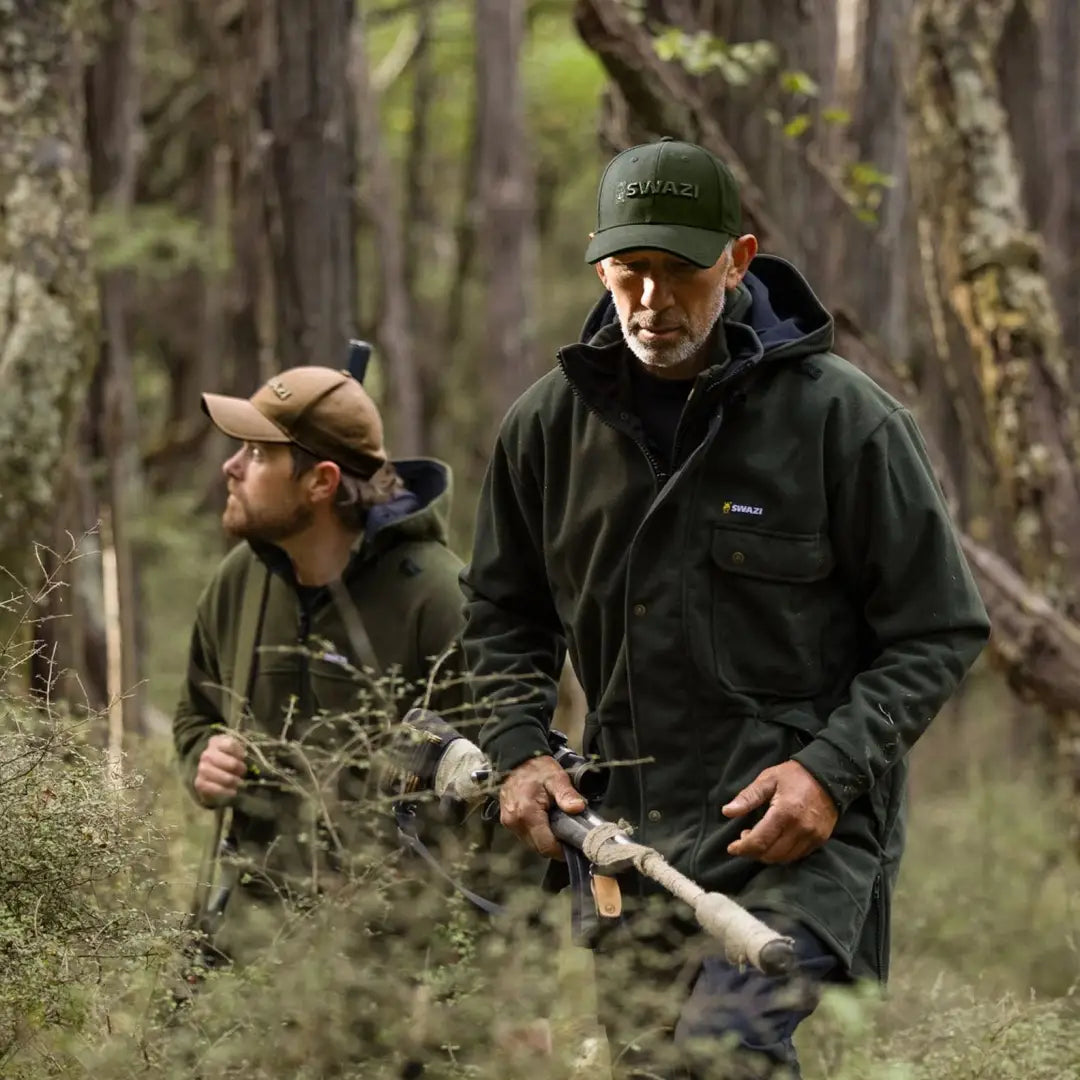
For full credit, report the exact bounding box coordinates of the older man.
[461,138,990,1078]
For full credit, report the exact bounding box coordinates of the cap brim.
[585,223,733,268]
[201,393,291,443]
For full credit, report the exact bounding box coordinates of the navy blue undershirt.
[628,361,695,471]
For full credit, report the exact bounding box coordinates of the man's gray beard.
[621,287,727,371]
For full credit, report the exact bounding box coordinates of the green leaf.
[780,69,820,98]
[783,113,812,139]
[822,106,851,126]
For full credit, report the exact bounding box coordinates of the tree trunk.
[910,0,1080,808]
[1042,0,1080,360]
[353,16,425,455]
[85,0,146,738]
[910,0,1080,606]
[263,0,357,369]
[474,0,536,418]
[0,0,97,653]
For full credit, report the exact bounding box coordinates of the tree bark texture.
[1041,0,1080,358]
[264,0,357,370]
[910,0,1080,608]
[0,0,96,640]
[85,0,146,736]
[474,0,536,418]
[353,16,425,456]
[910,0,1080,811]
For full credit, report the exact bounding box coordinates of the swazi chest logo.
[722,500,764,517]
[616,179,700,201]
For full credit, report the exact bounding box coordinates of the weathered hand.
[499,755,587,859]
[722,760,838,864]
[194,733,246,807]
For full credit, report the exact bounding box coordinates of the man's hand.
[722,760,838,864]
[194,734,246,807]
[499,755,587,859]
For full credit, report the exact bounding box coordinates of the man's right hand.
[499,755,587,859]
[193,733,246,807]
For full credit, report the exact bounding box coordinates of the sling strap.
[187,557,271,930]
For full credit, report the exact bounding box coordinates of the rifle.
[390,709,797,977]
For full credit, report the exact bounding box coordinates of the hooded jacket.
[173,458,466,886]
[460,256,990,978]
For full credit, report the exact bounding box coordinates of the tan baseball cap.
[202,366,387,479]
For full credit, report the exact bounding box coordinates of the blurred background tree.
[2,0,1080,1075]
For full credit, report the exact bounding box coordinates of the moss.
[0,0,97,599]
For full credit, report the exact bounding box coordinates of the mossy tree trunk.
[0,0,97,658]
[910,0,1080,813]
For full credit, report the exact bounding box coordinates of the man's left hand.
[722,761,838,864]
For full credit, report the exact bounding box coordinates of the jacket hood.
[578,254,834,371]
[249,457,453,582]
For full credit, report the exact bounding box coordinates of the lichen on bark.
[911,0,1080,610]
[0,0,97,612]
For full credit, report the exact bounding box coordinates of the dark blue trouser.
[594,907,839,1079]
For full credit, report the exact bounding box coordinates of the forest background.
[3,0,1080,1076]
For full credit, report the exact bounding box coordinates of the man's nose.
[640,274,672,310]
[222,448,244,479]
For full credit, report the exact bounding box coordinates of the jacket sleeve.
[792,407,990,811]
[460,429,565,772]
[410,550,470,725]
[172,600,227,801]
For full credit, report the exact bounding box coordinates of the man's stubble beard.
[621,284,727,372]
[223,493,315,544]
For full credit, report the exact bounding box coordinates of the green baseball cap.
[585,137,742,268]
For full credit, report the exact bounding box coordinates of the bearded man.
[173,365,466,967]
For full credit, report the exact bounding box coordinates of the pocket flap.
[711,526,833,583]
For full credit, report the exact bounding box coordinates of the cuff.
[480,721,552,774]
[792,738,869,815]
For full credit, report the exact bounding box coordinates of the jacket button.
[647,809,662,822]
[732,551,746,565]
[632,602,647,616]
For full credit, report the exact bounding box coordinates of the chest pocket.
[709,525,835,697]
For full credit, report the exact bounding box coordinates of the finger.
[754,829,805,865]
[722,772,778,818]
[204,751,247,776]
[501,801,561,859]
[545,774,587,814]
[198,762,244,791]
[193,779,234,806]
[209,735,245,761]
[524,818,563,860]
[727,804,788,858]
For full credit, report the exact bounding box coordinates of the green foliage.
[0,698,167,1067]
[652,28,778,84]
[844,161,898,224]
[779,69,820,99]
[90,204,230,278]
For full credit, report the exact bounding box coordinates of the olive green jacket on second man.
[173,459,466,892]
[461,255,990,980]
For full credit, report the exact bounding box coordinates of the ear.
[595,260,610,290]
[725,234,758,288]
[304,461,342,506]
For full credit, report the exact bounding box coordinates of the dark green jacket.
[461,256,990,979]
[174,459,466,885]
